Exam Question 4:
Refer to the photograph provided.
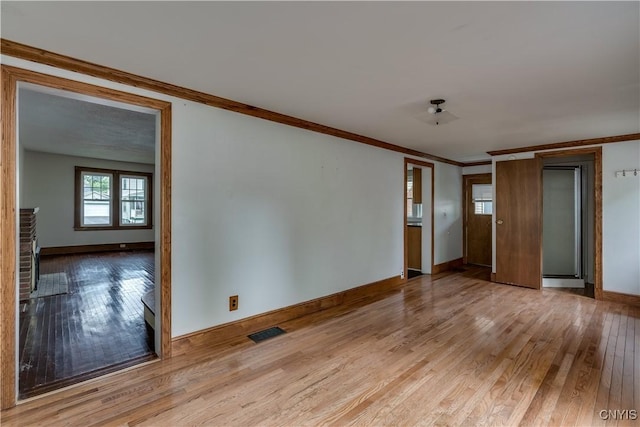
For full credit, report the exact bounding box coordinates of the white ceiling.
[19,87,157,164]
[2,1,639,162]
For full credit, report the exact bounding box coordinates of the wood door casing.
[495,158,542,289]
[464,174,492,266]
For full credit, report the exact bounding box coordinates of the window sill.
[74,225,153,231]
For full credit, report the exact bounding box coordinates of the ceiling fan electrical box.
[425,98,458,126]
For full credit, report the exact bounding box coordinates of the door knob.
[496,219,504,225]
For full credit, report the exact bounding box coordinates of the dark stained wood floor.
[18,250,156,399]
[3,266,638,425]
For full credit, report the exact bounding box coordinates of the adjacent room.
[0,2,638,425]
[16,85,160,398]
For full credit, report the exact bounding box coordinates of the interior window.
[472,184,493,215]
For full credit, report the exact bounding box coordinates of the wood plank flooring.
[3,267,638,426]
[18,251,156,399]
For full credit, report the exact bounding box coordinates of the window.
[472,184,493,215]
[120,176,148,226]
[75,167,152,230]
[80,171,112,226]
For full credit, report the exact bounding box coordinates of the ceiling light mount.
[427,99,446,114]
[424,98,457,126]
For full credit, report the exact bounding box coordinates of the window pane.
[81,172,112,226]
[472,184,492,202]
[83,173,110,200]
[121,201,146,224]
[474,201,493,215]
[120,176,147,225]
[121,177,146,200]
[83,200,111,225]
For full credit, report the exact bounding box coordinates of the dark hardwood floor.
[18,250,156,399]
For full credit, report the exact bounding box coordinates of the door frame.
[403,158,434,279]
[535,147,602,299]
[0,65,173,409]
[462,173,492,265]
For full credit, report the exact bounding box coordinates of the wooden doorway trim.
[0,65,172,409]
[535,147,603,299]
[462,173,492,265]
[403,158,435,279]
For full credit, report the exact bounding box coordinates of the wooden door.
[407,225,422,270]
[495,158,542,289]
[464,174,492,266]
[413,168,422,204]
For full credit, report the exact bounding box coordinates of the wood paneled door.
[495,158,542,289]
[463,174,492,266]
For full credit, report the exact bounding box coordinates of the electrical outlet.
[400,270,405,279]
[229,295,238,311]
[119,243,126,248]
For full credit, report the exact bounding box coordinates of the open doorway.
[541,153,596,298]
[17,84,159,398]
[1,66,172,408]
[404,158,434,279]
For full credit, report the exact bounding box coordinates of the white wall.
[602,140,640,296]
[421,168,433,273]
[18,143,25,207]
[171,103,405,335]
[21,150,155,247]
[4,56,423,338]
[462,164,492,175]
[434,162,463,264]
[406,158,464,267]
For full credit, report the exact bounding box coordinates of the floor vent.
[248,326,286,343]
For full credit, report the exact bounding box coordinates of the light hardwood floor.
[1,268,638,426]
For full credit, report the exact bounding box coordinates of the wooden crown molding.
[487,133,640,156]
[461,160,492,167]
[0,39,464,166]
[3,39,634,167]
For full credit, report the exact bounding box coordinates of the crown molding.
[461,160,492,167]
[1,39,464,166]
[487,133,640,156]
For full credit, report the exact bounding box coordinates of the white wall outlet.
[120,243,126,248]
[400,270,405,279]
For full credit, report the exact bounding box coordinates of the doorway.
[17,83,160,398]
[1,65,172,409]
[541,154,595,298]
[463,174,492,266]
[493,147,602,297]
[404,158,434,279]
